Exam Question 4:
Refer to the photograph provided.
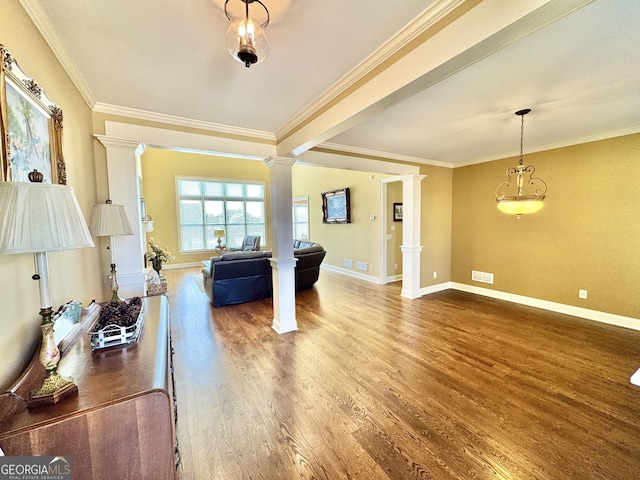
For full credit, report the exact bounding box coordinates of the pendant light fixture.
[224,0,270,68]
[495,108,547,217]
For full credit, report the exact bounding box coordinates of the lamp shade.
[89,202,134,237]
[0,182,94,254]
[214,229,226,238]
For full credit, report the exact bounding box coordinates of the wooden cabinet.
[0,295,177,480]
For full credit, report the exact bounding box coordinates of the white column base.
[270,258,297,334]
[116,272,147,299]
[400,244,423,299]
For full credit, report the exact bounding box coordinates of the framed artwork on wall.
[393,202,403,222]
[0,44,66,184]
[321,187,350,224]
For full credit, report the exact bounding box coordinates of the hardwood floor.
[163,267,640,480]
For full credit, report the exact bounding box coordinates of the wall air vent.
[472,270,494,284]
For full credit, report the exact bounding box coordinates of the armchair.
[230,235,261,252]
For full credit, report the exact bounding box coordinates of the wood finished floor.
[164,267,640,480]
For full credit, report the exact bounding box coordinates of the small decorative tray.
[89,297,144,351]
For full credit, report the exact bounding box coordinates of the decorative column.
[265,156,297,334]
[400,173,426,299]
[94,135,147,298]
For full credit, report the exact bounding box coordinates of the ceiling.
[20,0,640,167]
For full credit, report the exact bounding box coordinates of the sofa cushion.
[295,245,324,255]
[220,251,266,261]
[202,240,325,307]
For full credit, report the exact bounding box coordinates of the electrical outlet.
[579,289,588,299]
[433,271,437,279]
[394,263,398,270]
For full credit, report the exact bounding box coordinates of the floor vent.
[472,270,494,284]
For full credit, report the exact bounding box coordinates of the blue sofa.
[201,241,326,307]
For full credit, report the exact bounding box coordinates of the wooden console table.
[0,295,177,480]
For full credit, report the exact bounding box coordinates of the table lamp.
[89,199,134,301]
[0,171,94,406]
[214,229,225,248]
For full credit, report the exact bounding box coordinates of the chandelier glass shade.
[224,0,270,68]
[495,109,547,217]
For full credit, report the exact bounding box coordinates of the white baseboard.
[321,264,382,284]
[167,262,640,332]
[447,282,640,332]
[419,282,451,295]
[161,262,203,270]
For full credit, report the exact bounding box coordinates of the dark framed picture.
[0,44,65,184]
[321,187,350,224]
[393,202,403,222]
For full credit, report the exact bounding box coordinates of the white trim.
[321,264,382,284]
[103,121,276,161]
[275,0,465,138]
[95,103,275,141]
[297,149,419,175]
[448,282,640,331]
[454,125,640,168]
[162,262,203,270]
[319,142,453,168]
[19,0,96,108]
[418,282,452,296]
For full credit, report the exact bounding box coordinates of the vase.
[152,261,162,274]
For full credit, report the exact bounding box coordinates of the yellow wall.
[140,152,455,289]
[420,164,453,287]
[292,165,386,274]
[452,133,640,318]
[0,0,103,390]
[140,148,271,266]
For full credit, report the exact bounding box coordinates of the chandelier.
[495,108,547,217]
[224,0,270,68]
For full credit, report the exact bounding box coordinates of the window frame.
[176,176,266,254]
[292,195,310,241]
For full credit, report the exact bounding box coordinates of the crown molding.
[19,0,96,108]
[318,142,453,168]
[454,125,640,168]
[93,103,276,141]
[275,0,465,139]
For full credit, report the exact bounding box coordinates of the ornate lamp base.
[28,375,77,408]
[27,307,78,409]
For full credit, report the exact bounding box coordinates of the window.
[293,196,309,240]
[177,178,265,252]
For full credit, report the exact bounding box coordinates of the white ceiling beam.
[276,0,595,159]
